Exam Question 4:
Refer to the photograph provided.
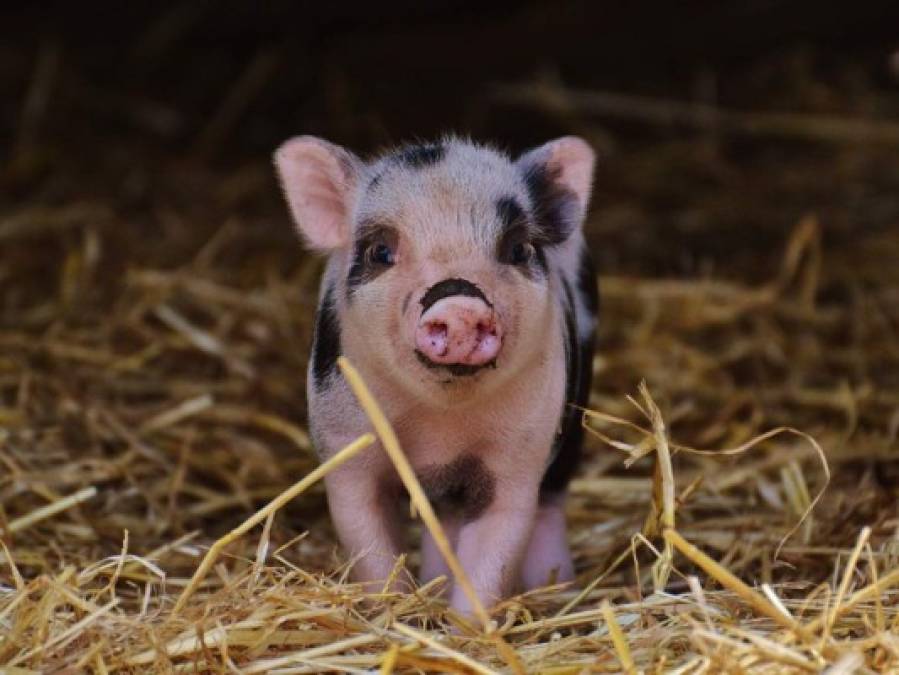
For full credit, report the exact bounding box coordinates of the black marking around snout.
[419,278,492,313]
[414,350,497,377]
[395,142,446,168]
[418,454,496,521]
[521,162,580,246]
[311,283,341,388]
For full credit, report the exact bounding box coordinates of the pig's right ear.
[516,136,595,244]
[273,136,362,251]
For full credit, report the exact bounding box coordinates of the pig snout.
[415,296,502,367]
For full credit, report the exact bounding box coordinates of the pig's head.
[274,136,594,401]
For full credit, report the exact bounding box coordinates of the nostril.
[475,320,496,340]
[420,321,449,356]
[425,321,447,338]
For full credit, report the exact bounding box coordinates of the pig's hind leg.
[520,493,575,590]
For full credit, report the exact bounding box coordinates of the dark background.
[4,1,899,153]
[3,2,899,282]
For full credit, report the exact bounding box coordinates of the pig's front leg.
[449,479,538,616]
[520,492,574,589]
[324,462,403,589]
[420,516,460,589]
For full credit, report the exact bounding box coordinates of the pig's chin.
[413,349,498,380]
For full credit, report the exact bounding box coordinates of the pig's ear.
[274,136,362,251]
[516,136,595,242]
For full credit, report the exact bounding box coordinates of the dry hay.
[3,74,899,675]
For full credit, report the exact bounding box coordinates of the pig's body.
[275,136,598,614]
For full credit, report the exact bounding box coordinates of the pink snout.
[415,296,502,367]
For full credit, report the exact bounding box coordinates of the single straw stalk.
[600,599,637,674]
[172,432,376,614]
[822,526,870,641]
[6,486,97,534]
[639,381,676,592]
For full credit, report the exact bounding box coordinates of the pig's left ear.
[273,136,362,251]
[516,136,595,242]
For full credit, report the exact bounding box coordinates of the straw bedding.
[2,53,899,673]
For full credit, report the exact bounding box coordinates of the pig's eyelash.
[353,223,398,255]
[354,220,397,243]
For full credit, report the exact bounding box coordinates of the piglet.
[274,136,598,615]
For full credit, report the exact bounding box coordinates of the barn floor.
[2,20,899,672]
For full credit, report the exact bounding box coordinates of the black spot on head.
[496,195,549,278]
[495,195,549,278]
[496,196,526,232]
[394,142,446,168]
[418,454,496,521]
[521,162,580,246]
[419,277,491,312]
[311,283,341,388]
[367,170,384,192]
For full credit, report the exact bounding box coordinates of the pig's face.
[274,137,594,402]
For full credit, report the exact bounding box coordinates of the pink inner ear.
[274,137,358,251]
[548,137,596,211]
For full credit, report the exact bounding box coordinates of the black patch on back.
[419,277,491,313]
[311,283,341,388]
[395,142,446,168]
[521,162,580,246]
[577,244,600,316]
[418,454,496,521]
[540,267,598,497]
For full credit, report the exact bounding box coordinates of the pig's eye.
[367,242,395,266]
[511,241,535,265]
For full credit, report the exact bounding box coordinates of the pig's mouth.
[414,350,498,378]
[411,278,504,379]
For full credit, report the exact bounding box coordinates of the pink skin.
[420,517,460,586]
[449,479,539,615]
[520,496,575,589]
[415,297,502,366]
[274,134,597,617]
